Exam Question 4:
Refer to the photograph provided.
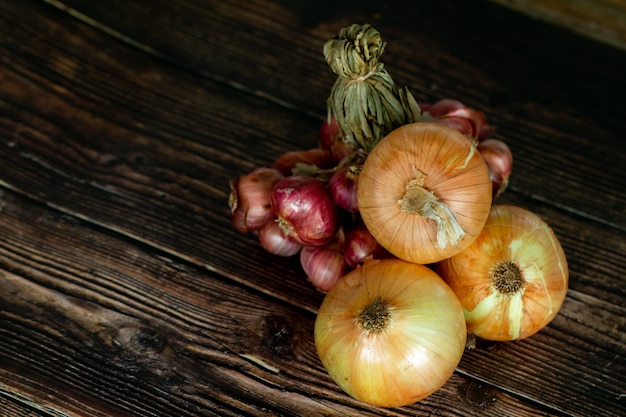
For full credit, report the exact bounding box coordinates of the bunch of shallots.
[229,100,512,292]
[229,24,569,408]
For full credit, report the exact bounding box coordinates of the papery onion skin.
[329,165,361,212]
[301,227,348,291]
[272,148,335,176]
[436,205,569,341]
[477,139,513,199]
[358,122,492,264]
[271,175,339,246]
[320,115,356,164]
[315,258,467,407]
[229,167,284,234]
[301,243,348,292]
[420,99,493,141]
[343,218,391,268]
[258,220,303,257]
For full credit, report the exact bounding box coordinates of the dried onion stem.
[398,169,465,249]
[324,24,421,152]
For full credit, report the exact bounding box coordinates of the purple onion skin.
[229,167,284,234]
[343,219,391,268]
[329,166,360,212]
[300,244,348,292]
[477,138,513,199]
[272,148,334,176]
[258,220,303,257]
[271,176,339,246]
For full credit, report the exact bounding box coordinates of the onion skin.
[358,122,492,264]
[300,236,348,292]
[271,175,339,246]
[436,205,569,341]
[272,148,335,176]
[229,167,284,234]
[343,218,391,268]
[320,115,356,164]
[477,138,513,199]
[420,99,493,141]
[258,220,303,257]
[315,258,467,407]
[328,165,360,212]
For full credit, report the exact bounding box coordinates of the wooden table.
[1,1,625,416]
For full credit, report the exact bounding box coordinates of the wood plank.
[0,390,68,417]
[1,381,96,417]
[45,0,626,227]
[0,0,328,311]
[2,0,624,312]
[1,1,625,416]
[487,0,626,51]
[0,189,557,417]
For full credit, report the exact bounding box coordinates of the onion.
[300,230,348,292]
[437,205,569,341]
[358,122,493,264]
[431,116,475,138]
[320,115,356,163]
[343,218,391,268]
[477,138,513,199]
[315,258,467,407]
[258,220,303,257]
[228,167,284,234]
[421,99,493,141]
[271,175,339,246]
[328,164,361,212]
[272,148,335,176]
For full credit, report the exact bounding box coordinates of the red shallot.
[328,164,361,212]
[271,175,339,246]
[343,218,391,268]
[258,220,303,257]
[272,148,335,176]
[477,138,513,199]
[301,230,348,292]
[229,167,284,234]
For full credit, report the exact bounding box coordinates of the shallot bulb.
[343,218,391,268]
[229,167,284,234]
[300,230,348,292]
[420,98,493,141]
[320,115,356,163]
[258,220,303,257]
[328,164,361,212]
[477,138,513,199]
[272,148,335,176]
[271,175,339,246]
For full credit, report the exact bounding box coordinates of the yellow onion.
[315,258,467,407]
[437,205,569,341]
[358,122,492,264]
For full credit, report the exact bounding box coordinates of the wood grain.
[41,0,626,228]
[487,0,626,51]
[1,189,558,416]
[1,0,625,416]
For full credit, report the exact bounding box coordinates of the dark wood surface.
[1,0,625,416]
[486,0,626,51]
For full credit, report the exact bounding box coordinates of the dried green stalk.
[324,24,421,152]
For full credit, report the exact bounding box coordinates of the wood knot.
[458,380,499,409]
[262,315,294,357]
[116,326,167,354]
